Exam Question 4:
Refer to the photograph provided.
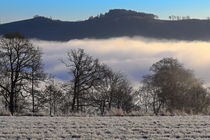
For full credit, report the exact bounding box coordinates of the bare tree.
[93,67,127,111]
[113,77,133,112]
[138,75,163,115]
[59,82,73,114]
[93,65,134,114]
[62,48,102,112]
[29,49,45,113]
[44,85,62,116]
[42,76,63,116]
[0,32,42,115]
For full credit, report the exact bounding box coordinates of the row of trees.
[168,15,191,20]
[0,33,209,116]
[168,15,210,21]
[0,33,135,115]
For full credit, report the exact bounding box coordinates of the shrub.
[0,109,11,116]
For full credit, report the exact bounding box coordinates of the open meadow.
[0,116,210,140]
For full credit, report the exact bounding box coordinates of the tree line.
[168,15,191,20]
[0,33,209,116]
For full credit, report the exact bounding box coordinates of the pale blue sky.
[1,0,210,23]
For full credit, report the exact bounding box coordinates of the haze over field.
[35,37,210,84]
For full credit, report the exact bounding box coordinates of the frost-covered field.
[0,116,210,140]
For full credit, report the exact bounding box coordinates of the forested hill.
[1,9,210,41]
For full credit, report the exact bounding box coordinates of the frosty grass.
[0,116,210,139]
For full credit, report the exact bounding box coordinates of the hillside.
[1,9,210,41]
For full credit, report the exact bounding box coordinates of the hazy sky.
[1,0,210,23]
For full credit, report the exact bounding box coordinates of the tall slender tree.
[29,48,45,113]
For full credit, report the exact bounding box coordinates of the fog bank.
[33,37,210,85]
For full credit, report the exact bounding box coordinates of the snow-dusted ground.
[0,116,210,140]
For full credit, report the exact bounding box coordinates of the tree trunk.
[71,93,76,112]
[101,100,105,115]
[9,92,14,115]
[32,77,35,113]
[14,92,18,113]
[49,91,52,116]
[53,92,56,115]
[71,80,78,112]
[76,93,79,111]
[108,92,112,110]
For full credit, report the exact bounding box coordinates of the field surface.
[0,116,210,140]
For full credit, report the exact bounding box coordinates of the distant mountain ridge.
[1,9,210,41]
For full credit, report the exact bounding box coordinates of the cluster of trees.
[33,15,53,20]
[88,9,159,20]
[0,33,45,115]
[60,48,135,115]
[136,58,210,115]
[0,33,209,116]
[168,15,191,20]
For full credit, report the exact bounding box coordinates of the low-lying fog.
[33,37,210,85]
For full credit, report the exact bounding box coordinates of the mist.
[32,37,210,85]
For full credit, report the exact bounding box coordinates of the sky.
[1,0,210,23]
